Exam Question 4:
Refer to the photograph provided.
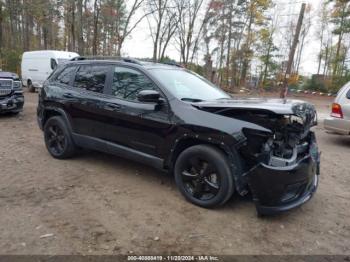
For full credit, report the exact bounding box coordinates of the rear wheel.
[44,116,77,159]
[174,145,235,208]
[28,80,35,93]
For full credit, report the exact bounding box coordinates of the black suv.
[37,58,320,215]
[0,71,24,114]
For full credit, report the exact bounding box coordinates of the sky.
[122,0,324,76]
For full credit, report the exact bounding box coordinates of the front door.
[102,66,173,158]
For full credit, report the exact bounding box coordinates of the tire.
[28,80,35,93]
[174,145,236,208]
[44,116,77,159]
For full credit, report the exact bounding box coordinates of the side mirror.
[50,58,57,70]
[137,90,161,103]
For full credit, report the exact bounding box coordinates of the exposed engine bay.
[199,102,318,169]
[193,99,320,212]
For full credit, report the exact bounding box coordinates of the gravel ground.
[0,92,349,255]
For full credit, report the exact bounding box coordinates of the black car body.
[37,58,320,215]
[0,71,24,114]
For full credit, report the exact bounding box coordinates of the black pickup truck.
[0,71,24,114]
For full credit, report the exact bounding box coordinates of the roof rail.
[70,56,142,65]
[161,61,183,68]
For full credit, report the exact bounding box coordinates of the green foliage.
[330,74,350,92]
[187,63,205,76]
[0,49,22,73]
[304,75,330,93]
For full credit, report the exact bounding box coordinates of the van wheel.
[174,145,235,208]
[28,80,35,93]
[44,116,77,159]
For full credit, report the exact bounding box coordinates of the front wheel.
[28,81,35,93]
[44,116,77,159]
[174,145,235,208]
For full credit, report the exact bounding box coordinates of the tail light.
[331,103,343,118]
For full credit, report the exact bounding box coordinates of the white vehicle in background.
[324,82,350,135]
[21,50,79,92]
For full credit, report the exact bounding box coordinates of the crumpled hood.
[193,98,314,114]
[193,97,318,127]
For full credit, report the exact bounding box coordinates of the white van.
[21,50,79,92]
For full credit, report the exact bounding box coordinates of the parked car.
[21,50,79,92]
[37,58,320,216]
[324,82,350,135]
[0,71,24,114]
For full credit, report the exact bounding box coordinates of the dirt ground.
[0,92,349,255]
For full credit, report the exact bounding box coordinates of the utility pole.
[280,3,306,99]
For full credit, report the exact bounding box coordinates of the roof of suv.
[68,57,184,71]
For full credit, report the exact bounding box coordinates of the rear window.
[55,66,77,85]
[74,65,110,93]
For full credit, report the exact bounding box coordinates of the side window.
[111,67,157,101]
[74,65,109,93]
[347,88,350,99]
[55,66,77,85]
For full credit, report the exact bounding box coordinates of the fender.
[166,129,247,196]
[40,106,74,133]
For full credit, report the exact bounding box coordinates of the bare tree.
[175,0,205,66]
[115,0,150,56]
[92,0,101,55]
[146,0,178,61]
[77,0,84,54]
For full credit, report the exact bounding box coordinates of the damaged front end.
[205,101,320,215]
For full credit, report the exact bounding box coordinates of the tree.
[330,0,350,77]
[317,2,330,75]
[175,0,205,66]
[240,0,272,86]
[146,0,177,61]
[115,0,149,56]
[258,26,278,88]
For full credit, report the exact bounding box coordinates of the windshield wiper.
[181,98,204,102]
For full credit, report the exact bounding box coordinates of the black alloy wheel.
[28,80,35,93]
[174,145,237,208]
[181,157,220,201]
[44,116,76,159]
[46,124,66,155]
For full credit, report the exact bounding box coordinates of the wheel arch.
[41,107,73,133]
[168,135,247,196]
[166,134,247,194]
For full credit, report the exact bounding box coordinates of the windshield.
[57,58,70,64]
[149,69,230,101]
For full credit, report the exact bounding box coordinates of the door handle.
[105,103,121,111]
[63,93,75,99]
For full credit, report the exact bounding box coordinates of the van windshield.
[57,59,70,64]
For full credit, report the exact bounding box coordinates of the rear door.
[63,64,113,138]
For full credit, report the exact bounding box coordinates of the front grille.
[0,79,13,96]
[0,89,12,96]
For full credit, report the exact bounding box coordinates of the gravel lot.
[0,92,349,255]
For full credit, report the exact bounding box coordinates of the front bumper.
[0,93,24,113]
[247,136,320,216]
